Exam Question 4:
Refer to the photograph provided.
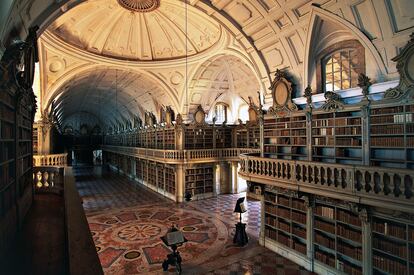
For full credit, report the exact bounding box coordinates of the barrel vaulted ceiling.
[1,0,413,129]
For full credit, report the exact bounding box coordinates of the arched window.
[317,40,365,93]
[214,103,227,124]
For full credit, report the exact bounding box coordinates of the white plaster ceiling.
[52,68,175,127]
[49,0,221,61]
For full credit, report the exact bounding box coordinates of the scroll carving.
[319,91,344,112]
[384,33,414,100]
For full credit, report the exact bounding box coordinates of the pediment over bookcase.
[246,96,259,126]
[268,69,298,117]
[384,32,414,101]
[191,105,207,127]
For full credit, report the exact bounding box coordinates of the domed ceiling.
[48,0,221,61]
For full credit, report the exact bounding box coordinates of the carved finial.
[175,113,183,125]
[304,85,312,108]
[357,73,372,102]
[274,69,287,81]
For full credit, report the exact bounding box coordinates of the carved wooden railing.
[33,153,68,167]
[102,145,261,164]
[239,154,414,213]
[33,166,65,194]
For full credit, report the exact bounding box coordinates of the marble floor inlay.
[75,166,313,274]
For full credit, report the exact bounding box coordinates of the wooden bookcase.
[0,87,16,219]
[165,166,175,195]
[264,189,307,257]
[185,165,214,198]
[311,109,362,165]
[370,104,414,169]
[33,123,39,155]
[372,216,414,274]
[185,127,214,149]
[235,125,260,148]
[313,201,363,274]
[215,127,233,148]
[264,114,307,160]
[17,93,34,198]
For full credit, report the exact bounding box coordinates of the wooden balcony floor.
[3,193,65,275]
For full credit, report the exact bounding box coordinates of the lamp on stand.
[233,197,248,246]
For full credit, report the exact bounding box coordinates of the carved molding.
[268,69,298,117]
[384,33,414,100]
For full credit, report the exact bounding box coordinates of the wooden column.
[360,208,372,275]
[305,195,314,271]
[176,164,184,202]
[361,104,371,165]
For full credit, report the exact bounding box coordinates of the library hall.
[1,0,414,274]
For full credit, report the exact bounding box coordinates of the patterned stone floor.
[75,166,312,275]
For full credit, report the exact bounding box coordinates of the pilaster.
[176,164,184,202]
[360,208,373,275]
[304,195,314,271]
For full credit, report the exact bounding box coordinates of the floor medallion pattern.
[88,206,229,274]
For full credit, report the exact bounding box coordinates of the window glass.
[323,49,360,92]
[215,104,227,123]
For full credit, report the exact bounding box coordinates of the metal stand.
[162,244,182,274]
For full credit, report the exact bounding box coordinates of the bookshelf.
[17,94,33,198]
[184,127,214,149]
[235,125,260,148]
[157,164,164,191]
[311,109,362,165]
[264,189,308,257]
[372,216,413,274]
[370,104,414,168]
[0,87,16,219]
[33,123,39,155]
[165,166,175,195]
[215,127,233,148]
[313,200,363,274]
[185,165,214,198]
[264,114,307,160]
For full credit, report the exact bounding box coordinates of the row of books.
[278,196,290,207]
[313,128,333,136]
[315,218,335,234]
[371,124,404,135]
[337,224,362,242]
[264,193,277,203]
[315,232,335,250]
[373,253,407,274]
[291,199,306,212]
[371,113,413,124]
[313,137,335,146]
[371,106,404,115]
[341,263,362,275]
[1,122,14,139]
[335,127,361,135]
[292,240,307,255]
[371,137,404,147]
[337,209,361,227]
[315,206,335,219]
[373,238,407,258]
[292,226,306,239]
[315,249,335,268]
[338,241,362,261]
[0,164,15,189]
[372,220,406,239]
[292,211,306,225]
[336,138,361,146]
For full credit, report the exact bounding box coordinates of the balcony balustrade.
[33,153,68,167]
[239,153,414,213]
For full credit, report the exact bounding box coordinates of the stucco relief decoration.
[357,73,372,102]
[384,33,414,100]
[268,69,298,117]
